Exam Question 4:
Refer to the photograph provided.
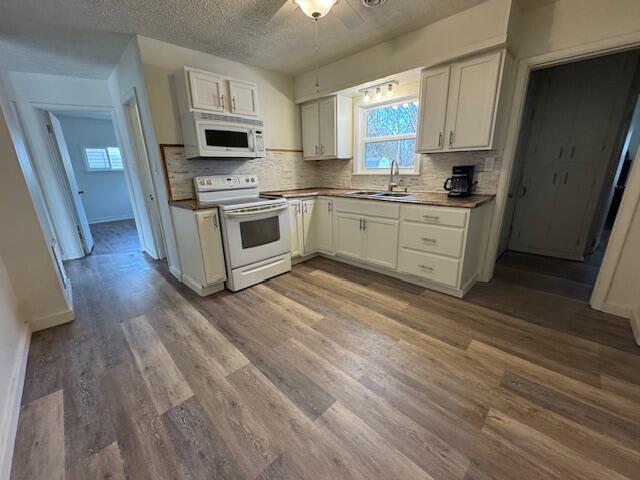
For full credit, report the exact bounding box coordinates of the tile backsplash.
[161,145,501,200]
[313,150,503,194]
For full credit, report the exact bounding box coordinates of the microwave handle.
[225,204,287,217]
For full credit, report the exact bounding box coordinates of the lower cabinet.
[335,213,399,269]
[335,213,363,259]
[288,197,334,258]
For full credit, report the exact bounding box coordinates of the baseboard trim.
[631,308,640,346]
[88,215,135,225]
[169,264,182,281]
[0,326,31,480]
[601,302,632,319]
[30,308,74,332]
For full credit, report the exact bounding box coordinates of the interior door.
[446,50,502,150]
[301,102,320,158]
[335,213,363,260]
[47,112,94,255]
[189,70,225,112]
[124,97,162,259]
[229,80,259,116]
[362,216,398,269]
[416,66,450,152]
[318,97,336,158]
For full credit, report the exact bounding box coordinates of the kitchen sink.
[346,191,386,196]
[376,192,414,198]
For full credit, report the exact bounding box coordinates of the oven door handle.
[224,204,287,217]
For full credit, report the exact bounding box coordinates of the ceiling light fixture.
[375,87,382,100]
[358,80,399,101]
[294,0,338,18]
[363,90,371,102]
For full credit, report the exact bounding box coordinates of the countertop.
[170,188,495,210]
[261,188,495,209]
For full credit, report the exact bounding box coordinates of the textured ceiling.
[0,0,489,79]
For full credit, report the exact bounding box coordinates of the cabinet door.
[318,97,337,158]
[288,200,303,257]
[546,166,596,255]
[189,70,225,112]
[416,66,450,152]
[302,199,316,255]
[301,102,320,159]
[510,166,560,251]
[314,198,334,254]
[335,213,363,260]
[362,217,399,269]
[229,80,259,116]
[196,210,226,285]
[445,50,502,150]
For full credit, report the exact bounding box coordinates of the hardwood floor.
[89,219,140,256]
[11,249,640,479]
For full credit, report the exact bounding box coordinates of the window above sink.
[354,96,421,176]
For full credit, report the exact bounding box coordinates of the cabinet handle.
[421,237,437,244]
[449,130,454,146]
[315,145,318,155]
[359,218,363,230]
[320,145,324,155]
[419,264,435,272]
[438,132,443,147]
[213,215,218,229]
[304,203,307,214]
[422,214,439,221]
[558,146,564,159]
[328,201,332,213]
[232,96,237,111]
[570,145,575,158]
[219,93,224,106]
[563,172,569,184]
[362,219,366,231]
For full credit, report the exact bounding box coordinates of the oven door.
[222,203,290,268]
[196,121,256,157]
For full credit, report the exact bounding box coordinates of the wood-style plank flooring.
[89,219,140,256]
[11,248,640,479]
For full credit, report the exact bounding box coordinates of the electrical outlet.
[484,156,496,172]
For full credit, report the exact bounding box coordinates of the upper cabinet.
[175,67,260,117]
[417,50,504,153]
[301,95,352,160]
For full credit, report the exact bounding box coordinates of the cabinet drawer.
[399,222,464,258]
[334,199,400,219]
[398,249,460,287]
[401,205,467,227]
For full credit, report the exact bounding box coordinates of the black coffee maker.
[443,165,475,198]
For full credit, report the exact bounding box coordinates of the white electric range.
[194,175,291,291]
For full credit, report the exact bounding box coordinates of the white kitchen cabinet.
[188,70,225,112]
[301,103,320,158]
[362,217,399,269]
[301,95,352,160]
[229,79,259,116]
[175,67,260,117]
[416,66,450,151]
[288,200,304,257]
[335,213,363,260]
[417,50,504,153]
[302,199,316,255]
[171,206,226,296]
[312,197,334,253]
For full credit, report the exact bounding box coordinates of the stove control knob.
[251,178,255,182]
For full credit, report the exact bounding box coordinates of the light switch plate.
[484,156,496,172]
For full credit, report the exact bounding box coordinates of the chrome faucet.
[388,159,400,191]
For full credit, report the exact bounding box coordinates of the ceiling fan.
[267,0,381,29]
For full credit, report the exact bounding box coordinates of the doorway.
[43,109,145,259]
[498,49,640,301]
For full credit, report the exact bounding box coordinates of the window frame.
[354,95,421,176]
[82,146,124,172]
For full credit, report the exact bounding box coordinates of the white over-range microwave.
[180,112,266,159]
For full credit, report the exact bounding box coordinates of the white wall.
[294,0,511,101]
[56,115,134,224]
[0,255,30,480]
[6,71,114,259]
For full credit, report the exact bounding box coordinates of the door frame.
[32,101,153,260]
[482,33,640,314]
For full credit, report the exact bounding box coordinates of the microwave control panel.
[254,130,265,153]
